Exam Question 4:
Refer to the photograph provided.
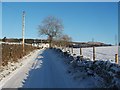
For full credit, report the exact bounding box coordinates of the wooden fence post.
[80,47,82,56]
[93,46,95,61]
[80,47,83,60]
[71,47,73,53]
[115,54,118,64]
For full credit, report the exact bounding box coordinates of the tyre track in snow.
[22,49,80,88]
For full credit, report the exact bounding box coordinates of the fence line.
[60,46,119,64]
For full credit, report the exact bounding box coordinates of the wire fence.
[59,46,119,64]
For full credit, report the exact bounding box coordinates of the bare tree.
[59,34,72,47]
[38,16,64,48]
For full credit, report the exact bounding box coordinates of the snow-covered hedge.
[53,48,120,88]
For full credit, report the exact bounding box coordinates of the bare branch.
[38,16,64,48]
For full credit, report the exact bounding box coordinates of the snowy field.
[67,46,119,64]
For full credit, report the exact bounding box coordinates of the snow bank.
[53,48,120,88]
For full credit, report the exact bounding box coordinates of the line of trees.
[38,16,72,48]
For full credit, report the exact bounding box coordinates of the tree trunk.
[49,36,52,48]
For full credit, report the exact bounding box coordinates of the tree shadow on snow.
[20,49,51,88]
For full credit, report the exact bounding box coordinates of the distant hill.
[70,41,112,48]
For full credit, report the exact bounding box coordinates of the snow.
[0,49,100,88]
[22,49,81,88]
[0,46,119,89]
[69,46,119,64]
[0,49,41,89]
[22,49,107,88]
